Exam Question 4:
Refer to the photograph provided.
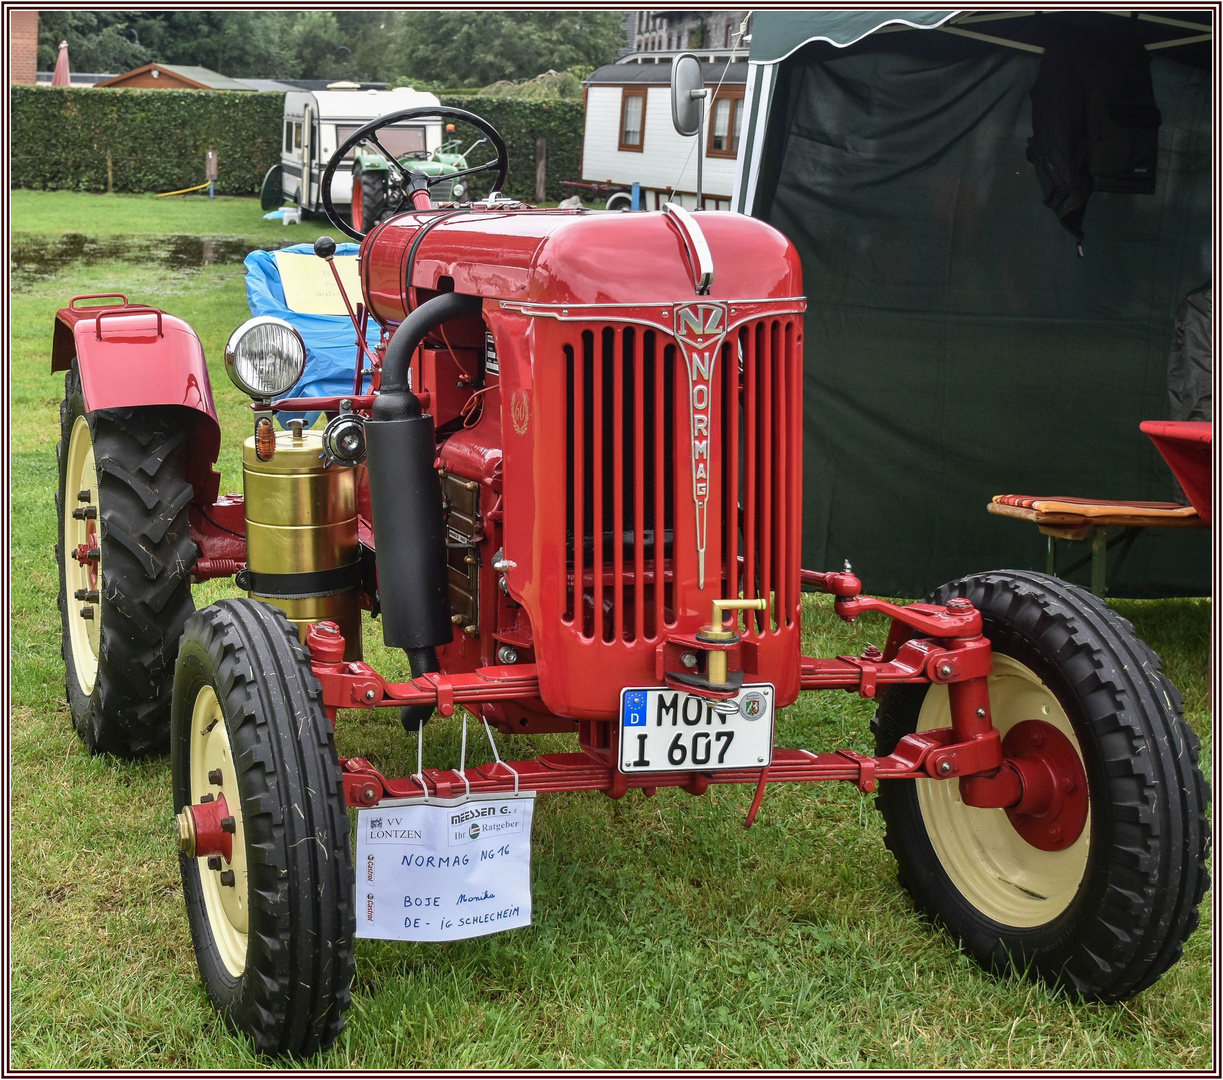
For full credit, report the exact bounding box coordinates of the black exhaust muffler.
[364,291,483,666]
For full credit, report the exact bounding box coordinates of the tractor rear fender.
[52,297,223,504]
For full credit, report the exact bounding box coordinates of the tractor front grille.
[564,326,676,642]
[561,316,801,645]
[721,317,802,635]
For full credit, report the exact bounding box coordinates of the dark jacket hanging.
[1026,29,1161,243]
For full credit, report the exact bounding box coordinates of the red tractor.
[53,107,1208,1058]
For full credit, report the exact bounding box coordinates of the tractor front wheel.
[172,599,355,1057]
[875,570,1210,1001]
[56,362,197,757]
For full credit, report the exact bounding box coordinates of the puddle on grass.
[9,233,299,292]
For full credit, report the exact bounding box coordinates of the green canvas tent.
[732,10,1213,597]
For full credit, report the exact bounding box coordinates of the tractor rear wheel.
[352,164,388,232]
[56,362,197,757]
[875,570,1210,1001]
[172,598,355,1058]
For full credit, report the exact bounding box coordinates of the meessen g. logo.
[447,802,525,846]
[449,805,499,827]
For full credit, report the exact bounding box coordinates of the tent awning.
[748,10,959,62]
[747,9,1213,65]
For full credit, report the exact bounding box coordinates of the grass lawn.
[7,190,1214,1068]
[9,189,307,240]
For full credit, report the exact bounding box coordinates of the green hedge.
[10,86,284,195]
[438,96,584,202]
[10,86,584,201]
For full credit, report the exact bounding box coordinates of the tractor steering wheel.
[321,106,509,241]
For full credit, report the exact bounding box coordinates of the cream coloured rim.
[190,685,249,978]
[64,415,101,696]
[915,654,1091,928]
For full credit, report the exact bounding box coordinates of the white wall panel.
[582,86,738,200]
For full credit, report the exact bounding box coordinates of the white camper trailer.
[579,61,747,210]
[279,85,446,213]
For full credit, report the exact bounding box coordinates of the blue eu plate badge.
[623,690,648,727]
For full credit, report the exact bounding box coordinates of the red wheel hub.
[185,793,234,862]
[74,523,100,593]
[1002,720,1088,851]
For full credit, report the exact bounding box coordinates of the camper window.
[284,120,293,154]
[708,92,744,157]
[619,90,646,152]
[336,124,427,160]
[293,122,302,151]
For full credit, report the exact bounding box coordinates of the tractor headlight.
[224,317,307,399]
[452,180,467,201]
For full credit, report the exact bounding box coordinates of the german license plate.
[618,684,775,774]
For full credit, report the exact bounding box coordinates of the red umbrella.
[52,40,70,86]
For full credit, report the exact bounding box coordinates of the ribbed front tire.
[875,570,1210,1001]
[172,599,355,1057]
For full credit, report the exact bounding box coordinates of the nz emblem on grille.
[674,301,729,588]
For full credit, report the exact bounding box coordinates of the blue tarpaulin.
[244,242,378,424]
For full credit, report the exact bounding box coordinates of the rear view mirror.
[671,53,706,137]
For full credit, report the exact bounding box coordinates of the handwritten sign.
[273,251,363,316]
[355,796,534,942]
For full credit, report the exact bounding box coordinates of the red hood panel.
[361,208,803,324]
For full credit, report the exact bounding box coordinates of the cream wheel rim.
[915,654,1091,928]
[64,415,101,695]
[190,685,249,977]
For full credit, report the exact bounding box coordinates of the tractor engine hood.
[359,207,804,323]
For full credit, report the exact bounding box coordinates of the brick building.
[9,9,39,84]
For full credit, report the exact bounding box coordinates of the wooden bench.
[988,495,1205,597]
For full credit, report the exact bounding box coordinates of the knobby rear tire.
[874,570,1210,1001]
[357,166,389,230]
[56,362,197,757]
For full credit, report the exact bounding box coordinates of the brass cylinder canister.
[242,428,362,660]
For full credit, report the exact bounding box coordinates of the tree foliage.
[37,11,149,73]
[328,11,401,82]
[39,11,296,79]
[289,11,346,80]
[479,70,585,101]
[123,12,297,78]
[35,9,623,86]
[383,10,624,87]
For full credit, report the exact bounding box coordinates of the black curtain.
[759,29,1211,597]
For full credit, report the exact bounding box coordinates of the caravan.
[274,85,447,214]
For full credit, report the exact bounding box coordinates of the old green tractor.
[351,125,493,230]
